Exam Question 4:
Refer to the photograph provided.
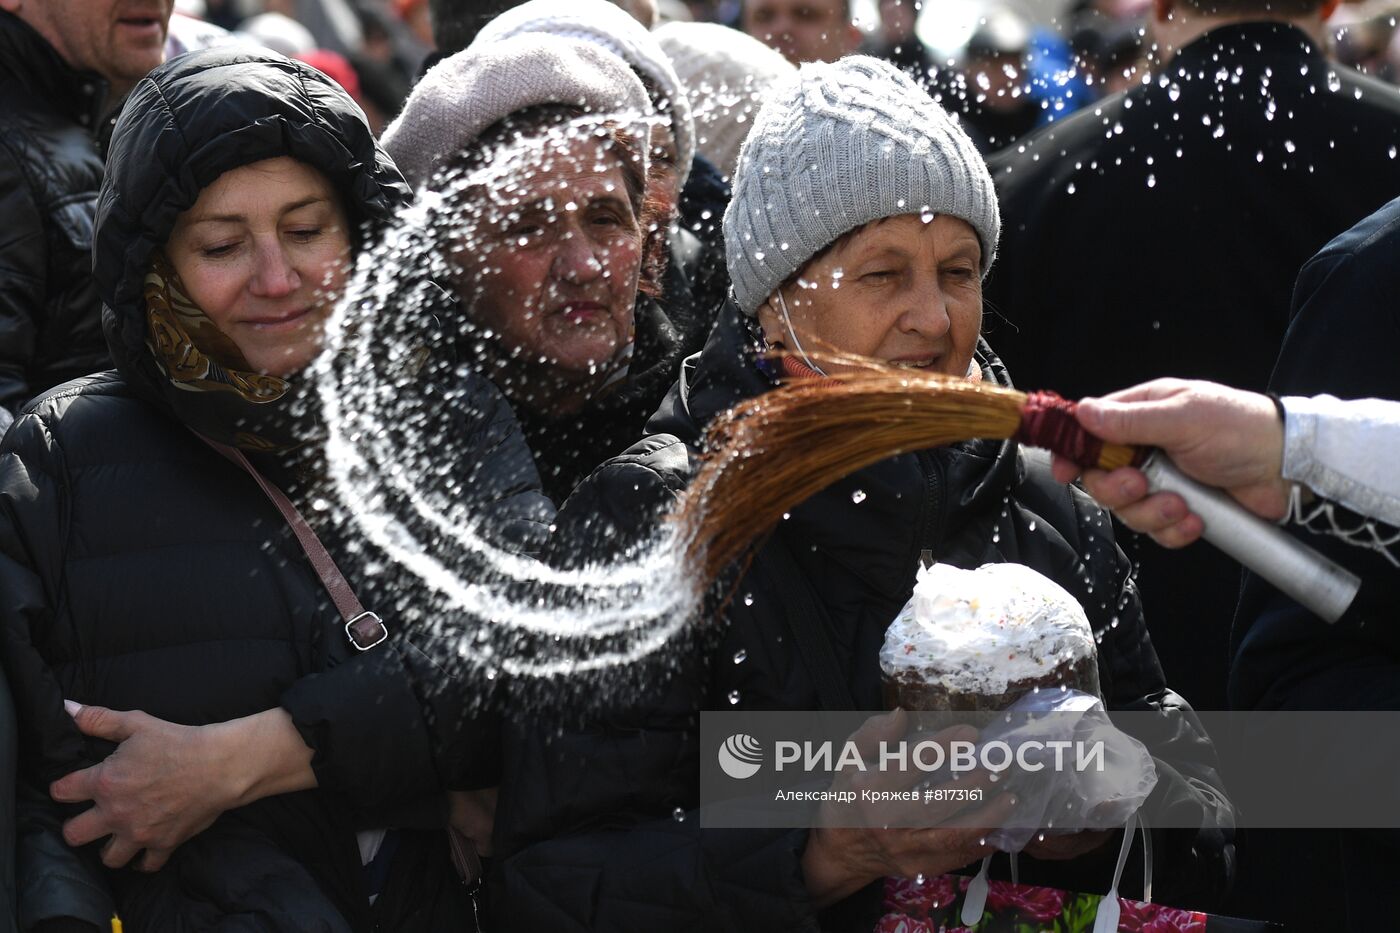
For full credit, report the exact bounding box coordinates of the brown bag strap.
[197,434,388,651]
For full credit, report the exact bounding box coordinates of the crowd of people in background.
[3,0,1400,929]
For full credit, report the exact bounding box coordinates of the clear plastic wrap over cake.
[975,690,1157,851]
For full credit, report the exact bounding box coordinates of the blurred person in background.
[984,0,1400,716]
[236,9,317,54]
[257,0,363,54]
[984,0,1400,923]
[1069,14,1149,95]
[1329,2,1399,78]
[165,1,244,57]
[343,3,420,129]
[0,0,175,426]
[395,0,434,47]
[865,0,935,85]
[424,0,655,64]
[740,0,861,63]
[655,21,795,182]
[957,7,1040,152]
[655,21,776,297]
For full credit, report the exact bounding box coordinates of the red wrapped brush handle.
[1013,391,1145,471]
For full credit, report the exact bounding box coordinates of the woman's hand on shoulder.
[50,703,316,871]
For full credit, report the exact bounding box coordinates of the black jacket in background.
[983,21,1400,713]
[0,12,111,419]
[489,304,1235,931]
[0,48,551,931]
[1230,195,1400,932]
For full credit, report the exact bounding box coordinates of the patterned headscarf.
[143,254,310,452]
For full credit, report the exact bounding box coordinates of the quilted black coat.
[490,304,1236,931]
[0,49,550,931]
[0,12,112,420]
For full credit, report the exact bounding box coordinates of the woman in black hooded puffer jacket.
[0,49,550,931]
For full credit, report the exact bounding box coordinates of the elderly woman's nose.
[901,278,952,337]
[550,230,605,284]
[248,241,300,298]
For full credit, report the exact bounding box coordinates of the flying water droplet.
[728,689,742,705]
[733,649,748,664]
[851,489,867,504]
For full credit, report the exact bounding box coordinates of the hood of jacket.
[648,300,1026,597]
[93,48,412,445]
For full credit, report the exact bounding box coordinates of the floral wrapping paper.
[880,874,1208,933]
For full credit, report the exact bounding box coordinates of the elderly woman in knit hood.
[489,56,1235,930]
[381,19,714,503]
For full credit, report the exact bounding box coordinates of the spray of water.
[314,112,702,688]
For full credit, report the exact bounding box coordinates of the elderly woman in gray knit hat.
[491,55,1233,930]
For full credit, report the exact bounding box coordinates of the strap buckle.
[345,611,388,651]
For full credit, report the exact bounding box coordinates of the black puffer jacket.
[0,49,550,931]
[490,305,1235,931]
[0,12,111,418]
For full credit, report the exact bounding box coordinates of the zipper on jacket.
[912,450,947,571]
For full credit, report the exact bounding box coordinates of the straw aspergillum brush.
[671,353,1358,623]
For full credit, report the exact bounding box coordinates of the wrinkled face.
[756,214,983,377]
[165,157,351,378]
[12,0,173,87]
[742,0,859,64]
[648,120,681,227]
[452,135,643,391]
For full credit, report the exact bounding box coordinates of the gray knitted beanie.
[380,34,650,192]
[654,21,794,182]
[723,55,1000,318]
[470,0,695,187]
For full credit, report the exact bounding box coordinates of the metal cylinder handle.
[1139,452,1361,624]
